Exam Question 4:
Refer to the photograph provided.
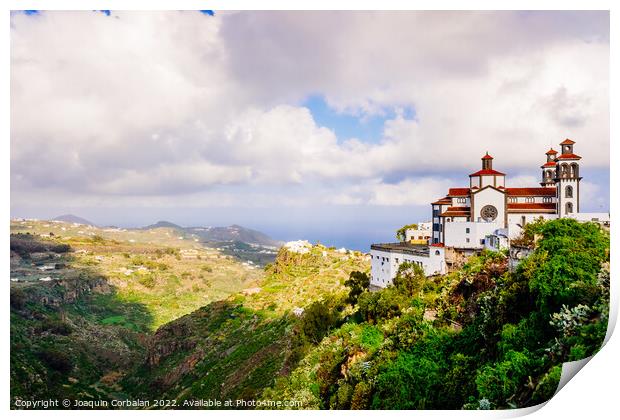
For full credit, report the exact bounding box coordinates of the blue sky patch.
[200,10,215,16]
[302,95,415,144]
[23,10,39,15]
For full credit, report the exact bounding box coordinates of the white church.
[370,139,609,288]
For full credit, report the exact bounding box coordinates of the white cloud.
[10,11,609,211]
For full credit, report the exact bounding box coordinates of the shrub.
[350,382,372,409]
[299,299,341,344]
[372,352,443,409]
[393,262,425,297]
[37,349,73,373]
[475,350,535,407]
[10,289,27,310]
[531,365,561,405]
[344,271,370,304]
[38,319,73,335]
[138,274,156,288]
[358,288,406,323]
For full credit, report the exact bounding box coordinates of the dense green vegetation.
[122,244,369,405]
[262,218,610,409]
[10,218,609,410]
[10,239,148,402]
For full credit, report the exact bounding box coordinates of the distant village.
[370,139,610,288]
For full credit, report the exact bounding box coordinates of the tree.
[344,271,370,304]
[525,219,608,314]
[393,262,425,297]
[396,224,418,242]
[299,298,341,344]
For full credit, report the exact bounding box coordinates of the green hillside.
[10,218,609,410]
[123,244,370,405]
[9,220,264,405]
[261,218,610,409]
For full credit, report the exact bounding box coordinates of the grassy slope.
[11,220,262,329]
[10,220,265,404]
[124,245,370,405]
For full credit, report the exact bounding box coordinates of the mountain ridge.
[139,220,282,247]
[52,214,96,226]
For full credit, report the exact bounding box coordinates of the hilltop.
[141,221,183,230]
[139,220,281,248]
[185,224,282,248]
[52,214,96,226]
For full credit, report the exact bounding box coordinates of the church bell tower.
[540,148,558,187]
[555,139,581,217]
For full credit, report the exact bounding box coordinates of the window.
[466,238,470,243]
[395,258,399,264]
[457,198,466,204]
[465,228,470,233]
[433,223,440,232]
[565,185,573,198]
[526,197,535,203]
[480,239,485,245]
[543,197,552,203]
[566,202,574,214]
[435,250,440,256]
[433,209,439,217]
[508,197,517,203]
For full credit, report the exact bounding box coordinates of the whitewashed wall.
[471,187,505,223]
[370,247,446,288]
[444,221,502,249]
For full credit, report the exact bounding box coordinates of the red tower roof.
[482,152,493,159]
[469,168,506,176]
[545,148,558,155]
[560,138,576,145]
[555,153,582,160]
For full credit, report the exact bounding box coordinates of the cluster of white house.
[370,139,610,288]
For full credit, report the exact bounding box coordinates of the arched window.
[546,170,553,179]
[561,163,569,177]
[565,185,573,198]
[571,163,579,178]
[566,202,574,214]
[435,250,441,256]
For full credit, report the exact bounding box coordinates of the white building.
[405,222,432,243]
[370,243,446,288]
[370,139,609,288]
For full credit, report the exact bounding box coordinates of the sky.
[10,10,610,250]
